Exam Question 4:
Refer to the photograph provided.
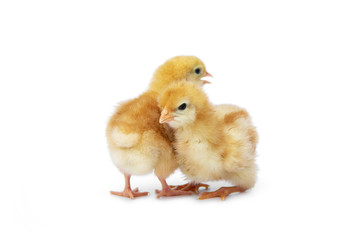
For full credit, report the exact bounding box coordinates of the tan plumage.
[106,56,211,199]
[158,81,258,200]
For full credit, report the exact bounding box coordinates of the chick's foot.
[169,182,209,194]
[110,173,148,199]
[156,177,192,198]
[155,188,193,198]
[110,188,148,199]
[199,186,247,201]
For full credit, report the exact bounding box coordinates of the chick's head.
[149,56,212,94]
[158,81,210,129]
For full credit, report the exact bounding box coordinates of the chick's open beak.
[159,108,174,124]
[201,71,213,85]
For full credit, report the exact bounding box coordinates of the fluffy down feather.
[158,81,258,200]
[106,56,211,198]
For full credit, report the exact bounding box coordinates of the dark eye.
[178,103,187,110]
[194,68,201,75]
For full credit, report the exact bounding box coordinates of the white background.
[1,0,359,239]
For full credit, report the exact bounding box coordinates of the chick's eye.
[178,103,187,110]
[194,68,201,75]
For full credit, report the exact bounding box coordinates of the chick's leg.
[155,177,193,198]
[199,186,247,201]
[110,173,149,199]
[170,182,209,194]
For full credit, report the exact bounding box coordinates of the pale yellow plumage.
[158,81,258,200]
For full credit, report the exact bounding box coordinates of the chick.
[106,56,212,199]
[158,81,258,200]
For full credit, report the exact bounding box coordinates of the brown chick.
[158,81,258,200]
[106,56,212,199]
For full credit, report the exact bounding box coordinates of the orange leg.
[170,182,209,194]
[155,177,193,198]
[110,173,149,199]
[199,186,247,201]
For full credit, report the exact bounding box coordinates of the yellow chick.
[158,81,258,200]
[106,56,212,199]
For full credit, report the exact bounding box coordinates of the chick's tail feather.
[110,127,140,148]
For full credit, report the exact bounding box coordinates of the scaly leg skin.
[199,186,247,201]
[110,173,149,199]
[155,177,193,198]
[169,182,210,194]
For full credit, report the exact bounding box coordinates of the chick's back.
[106,91,175,176]
[110,91,159,129]
[215,104,258,173]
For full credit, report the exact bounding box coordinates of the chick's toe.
[199,186,247,201]
[169,182,209,194]
[110,189,149,199]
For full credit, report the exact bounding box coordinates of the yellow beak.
[159,108,174,124]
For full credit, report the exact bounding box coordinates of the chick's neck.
[176,106,222,146]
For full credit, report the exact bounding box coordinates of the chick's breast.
[175,132,226,182]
